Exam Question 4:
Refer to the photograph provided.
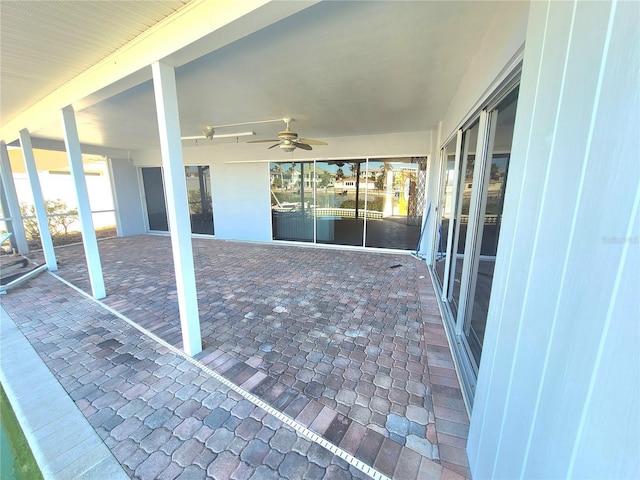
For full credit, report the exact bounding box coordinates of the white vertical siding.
[468,1,640,478]
[108,158,146,237]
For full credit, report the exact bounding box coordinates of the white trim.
[442,131,463,301]
[107,158,124,237]
[441,52,524,149]
[137,166,151,232]
[427,266,474,416]
[461,109,498,368]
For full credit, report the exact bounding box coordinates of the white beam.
[0,142,29,254]
[18,130,57,271]
[152,61,202,357]
[60,106,106,299]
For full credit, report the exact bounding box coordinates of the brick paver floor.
[2,274,372,479]
[4,235,471,478]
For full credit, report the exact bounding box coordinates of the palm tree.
[375,162,390,191]
[272,164,284,190]
[287,162,297,191]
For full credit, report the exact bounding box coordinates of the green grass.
[0,384,43,480]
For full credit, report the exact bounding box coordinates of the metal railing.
[272,206,383,220]
[459,214,499,225]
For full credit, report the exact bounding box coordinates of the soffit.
[0,0,189,123]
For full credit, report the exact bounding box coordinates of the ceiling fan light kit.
[280,141,296,152]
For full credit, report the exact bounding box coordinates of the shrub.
[20,200,78,241]
[340,198,384,211]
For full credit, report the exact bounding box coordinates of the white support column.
[0,142,29,254]
[18,130,57,271]
[151,61,202,357]
[61,106,106,299]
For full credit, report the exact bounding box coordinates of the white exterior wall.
[424,2,529,264]
[440,2,529,140]
[468,1,640,478]
[132,131,431,242]
[108,158,146,237]
[211,161,271,241]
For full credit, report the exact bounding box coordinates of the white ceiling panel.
[2,1,529,153]
[0,0,189,122]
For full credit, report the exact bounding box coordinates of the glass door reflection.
[365,158,421,250]
[141,167,168,232]
[435,140,458,291]
[315,160,365,247]
[270,162,315,242]
[185,166,213,235]
[463,86,518,368]
[449,122,479,319]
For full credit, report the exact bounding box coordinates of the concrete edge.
[0,305,129,480]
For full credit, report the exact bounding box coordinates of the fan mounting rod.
[279,117,297,140]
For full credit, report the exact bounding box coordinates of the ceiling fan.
[181,125,255,142]
[249,117,328,152]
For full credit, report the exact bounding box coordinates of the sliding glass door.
[365,158,422,250]
[316,160,365,247]
[449,121,479,320]
[270,157,426,250]
[434,136,459,291]
[141,165,214,235]
[141,167,168,232]
[461,87,518,367]
[433,84,519,377]
[185,166,213,235]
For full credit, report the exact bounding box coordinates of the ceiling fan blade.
[248,139,281,143]
[294,142,312,151]
[181,135,206,140]
[268,142,283,149]
[299,138,327,146]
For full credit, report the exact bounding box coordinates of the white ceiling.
[0,0,189,124]
[1,1,514,153]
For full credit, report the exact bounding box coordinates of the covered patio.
[2,236,469,479]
